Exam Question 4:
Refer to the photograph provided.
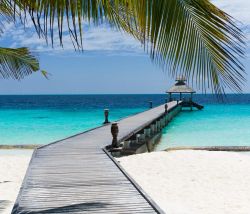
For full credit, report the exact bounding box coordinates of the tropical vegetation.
[0,0,246,94]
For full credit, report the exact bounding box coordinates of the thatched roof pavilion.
[167,76,195,101]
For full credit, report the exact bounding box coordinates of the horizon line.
[0,93,249,96]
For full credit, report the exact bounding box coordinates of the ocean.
[0,94,249,150]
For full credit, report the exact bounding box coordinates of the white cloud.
[0,18,144,55]
[1,1,249,55]
[212,0,250,24]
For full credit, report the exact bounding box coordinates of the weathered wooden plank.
[12,101,179,214]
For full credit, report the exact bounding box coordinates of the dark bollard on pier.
[111,123,119,148]
[103,109,110,124]
[149,101,153,109]
[165,103,168,113]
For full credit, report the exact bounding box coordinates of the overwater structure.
[167,77,204,110]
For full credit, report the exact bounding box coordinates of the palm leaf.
[0,0,14,35]
[128,0,246,94]
[8,0,246,94]
[0,2,42,81]
[0,47,39,80]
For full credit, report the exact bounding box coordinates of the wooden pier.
[12,101,180,214]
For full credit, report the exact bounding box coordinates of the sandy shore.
[1,149,250,214]
[118,151,250,214]
[0,150,33,214]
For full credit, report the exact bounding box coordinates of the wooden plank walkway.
[12,101,178,214]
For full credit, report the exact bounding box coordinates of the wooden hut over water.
[167,76,203,110]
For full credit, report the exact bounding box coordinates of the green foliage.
[2,0,247,93]
[127,0,246,94]
[0,0,13,35]
[0,1,42,80]
[0,47,40,79]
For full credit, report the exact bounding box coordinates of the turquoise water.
[0,94,249,147]
[0,95,163,145]
[155,104,250,150]
[0,107,145,145]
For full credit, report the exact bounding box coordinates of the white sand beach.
[2,150,250,214]
[118,150,250,214]
[0,150,33,214]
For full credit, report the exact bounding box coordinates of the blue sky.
[0,0,249,94]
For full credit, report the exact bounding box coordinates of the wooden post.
[153,123,157,133]
[165,103,168,114]
[162,118,165,128]
[156,121,160,132]
[136,134,142,143]
[144,128,151,138]
[149,101,153,108]
[160,118,164,129]
[162,117,165,127]
[165,114,168,125]
[190,93,193,111]
[150,124,155,135]
[169,93,172,102]
[123,140,131,149]
[103,109,110,124]
[111,123,119,148]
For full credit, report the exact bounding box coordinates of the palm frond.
[0,0,15,35]
[0,47,39,80]
[8,0,246,94]
[128,0,246,94]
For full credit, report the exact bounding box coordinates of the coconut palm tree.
[2,0,246,94]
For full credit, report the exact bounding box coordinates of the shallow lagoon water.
[155,104,250,150]
[0,108,145,145]
[0,95,155,145]
[0,94,249,147]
